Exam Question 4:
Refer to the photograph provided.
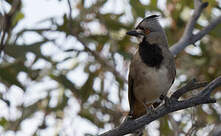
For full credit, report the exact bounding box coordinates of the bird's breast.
[138,40,163,68]
[130,52,173,104]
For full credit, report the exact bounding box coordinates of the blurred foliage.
[0,0,221,136]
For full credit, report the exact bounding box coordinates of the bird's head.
[127,15,166,43]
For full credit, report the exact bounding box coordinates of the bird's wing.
[167,56,176,89]
[128,73,135,115]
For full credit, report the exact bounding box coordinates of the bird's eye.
[136,26,143,30]
[145,29,151,35]
[138,27,144,31]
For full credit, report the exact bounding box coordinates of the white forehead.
[135,17,144,27]
[137,18,160,29]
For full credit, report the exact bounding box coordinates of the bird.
[126,15,176,120]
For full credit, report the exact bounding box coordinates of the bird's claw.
[122,114,133,124]
[125,113,134,121]
[164,96,172,107]
[146,105,157,114]
[127,115,133,120]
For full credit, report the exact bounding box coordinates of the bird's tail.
[122,113,145,136]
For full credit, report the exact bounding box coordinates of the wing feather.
[128,74,135,115]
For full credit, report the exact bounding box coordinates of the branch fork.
[100,76,221,136]
[170,0,221,56]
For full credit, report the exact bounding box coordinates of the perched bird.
[126,15,176,119]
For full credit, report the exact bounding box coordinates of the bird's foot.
[164,96,172,107]
[146,105,157,114]
[126,114,133,120]
[122,114,133,124]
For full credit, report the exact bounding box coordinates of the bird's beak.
[126,30,143,37]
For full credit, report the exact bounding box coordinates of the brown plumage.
[127,15,176,119]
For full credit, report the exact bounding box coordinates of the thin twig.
[67,0,72,20]
[171,78,208,99]
[0,0,21,55]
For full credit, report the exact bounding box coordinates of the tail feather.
[122,114,145,136]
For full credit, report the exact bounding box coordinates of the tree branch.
[171,78,208,99]
[170,0,221,56]
[0,0,21,55]
[99,76,221,136]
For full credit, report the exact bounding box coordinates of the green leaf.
[5,40,51,62]
[0,118,7,127]
[12,11,24,27]
[79,71,96,102]
[210,24,221,37]
[130,0,146,17]
[0,61,24,89]
[159,117,173,136]
[117,50,132,60]
[79,107,104,128]
[100,13,128,30]
[149,0,158,11]
[49,74,80,97]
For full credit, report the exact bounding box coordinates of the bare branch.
[99,76,221,136]
[192,16,221,44]
[170,0,221,56]
[171,78,208,99]
[0,0,21,55]
[185,1,208,37]
[67,0,72,20]
[200,75,221,96]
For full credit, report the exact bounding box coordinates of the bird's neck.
[138,39,164,68]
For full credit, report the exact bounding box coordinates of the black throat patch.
[138,39,163,68]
